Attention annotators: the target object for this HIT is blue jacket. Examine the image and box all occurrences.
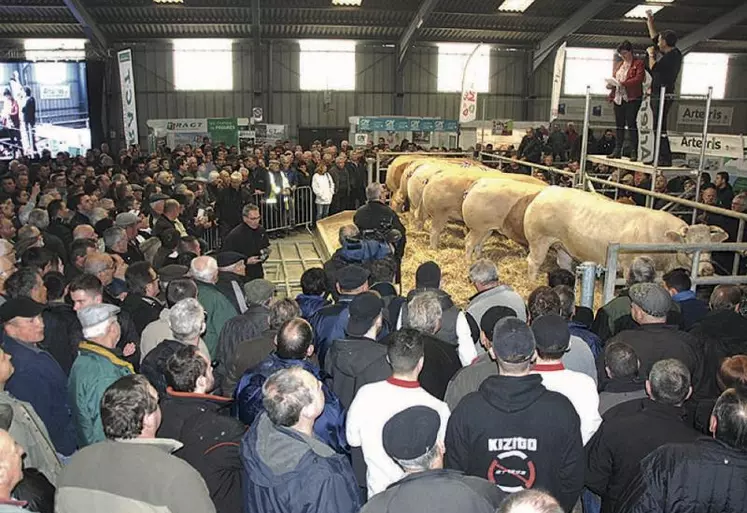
[234,353,348,454]
[294,294,330,321]
[241,413,360,513]
[568,321,603,360]
[2,333,77,456]
[309,295,389,369]
[339,239,390,263]
[672,290,709,330]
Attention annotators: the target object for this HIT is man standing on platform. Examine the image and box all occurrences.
[645,9,682,167]
[354,183,407,261]
[221,204,271,281]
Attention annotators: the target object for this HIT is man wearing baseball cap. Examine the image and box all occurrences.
[324,291,387,408]
[444,317,584,512]
[605,282,698,383]
[0,297,76,456]
[114,211,145,263]
[68,304,134,447]
[361,406,504,513]
[310,264,386,368]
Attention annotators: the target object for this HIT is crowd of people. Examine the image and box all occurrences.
[0,133,742,513]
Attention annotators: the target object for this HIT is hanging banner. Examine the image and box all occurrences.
[357,118,458,133]
[459,45,482,124]
[207,118,239,147]
[670,133,744,159]
[118,49,139,147]
[637,70,655,164]
[550,43,566,123]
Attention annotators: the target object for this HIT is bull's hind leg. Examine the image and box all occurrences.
[465,229,490,260]
[413,203,427,231]
[429,215,446,249]
[527,237,554,281]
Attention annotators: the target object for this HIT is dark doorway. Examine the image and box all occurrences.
[298,127,348,149]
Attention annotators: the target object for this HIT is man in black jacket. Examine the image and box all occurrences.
[616,388,747,513]
[602,283,698,388]
[121,262,164,336]
[585,359,699,513]
[159,345,244,513]
[445,317,583,512]
[324,291,387,409]
[353,183,407,260]
[221,204,270,281]
[361,406,504,513]
[215,252,248,314]
[152,200,181,239]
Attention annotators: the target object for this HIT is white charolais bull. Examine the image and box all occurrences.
[391,159,433,212]
[462,178,548,259]
[523,186,729,280]
[421,169,544,249]
[385,155,425,199]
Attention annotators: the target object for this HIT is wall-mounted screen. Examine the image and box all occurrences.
[0,61,90,160]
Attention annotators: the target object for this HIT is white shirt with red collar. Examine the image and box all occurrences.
[346,376,451,498]
[531,362,602,445]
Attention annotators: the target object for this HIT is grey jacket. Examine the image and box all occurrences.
[140,308,210,363]
[0,391,61,485]
[56,438,215,513]
[467,285,527,326]
[444,354,497,411]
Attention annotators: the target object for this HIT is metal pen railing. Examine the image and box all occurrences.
[373,151,472,186]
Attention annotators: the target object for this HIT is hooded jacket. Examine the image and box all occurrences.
[687,309,747,399]
[158,389,245,513]
[241,413,360,513]
[294,294,330,321]
[234,353,347,454]
[615,437,747,513]
[444,374,583,512]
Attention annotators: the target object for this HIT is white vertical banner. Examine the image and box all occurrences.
[118,49,139,147]
[550,42,566,123]
[459,44,483,124]
[637,70,655,164]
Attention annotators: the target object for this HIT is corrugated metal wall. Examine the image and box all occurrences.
[108,42,746,146]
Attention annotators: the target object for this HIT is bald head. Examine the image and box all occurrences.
[710,285,743,311]
[190,256,218,284]
[0,429,24,495]
[73,224,97,241]
[84,253,114,285]
[276,318,313,360]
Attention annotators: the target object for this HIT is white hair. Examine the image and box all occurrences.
[366,183,383,202]
[407,291,443,334]
[190,256,218,284]
[469,259,499,286]
[27,209,49,230]
[169,298,205,341]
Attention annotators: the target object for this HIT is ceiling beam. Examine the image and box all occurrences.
[62,0,107,50]
[677,3,747,53]
[532,0,615,71]
[398,0,438,67]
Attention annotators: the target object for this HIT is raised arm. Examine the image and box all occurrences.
[645,9,658,39]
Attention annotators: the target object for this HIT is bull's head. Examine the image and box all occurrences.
[666,224,729,276]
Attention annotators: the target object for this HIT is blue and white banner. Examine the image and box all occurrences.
[118,49,139,147]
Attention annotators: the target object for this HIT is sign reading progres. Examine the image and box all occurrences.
[207,118,239,147]
[118,49,139,147]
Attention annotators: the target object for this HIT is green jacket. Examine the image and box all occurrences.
[67,342,134,448]
[196,281,239,358]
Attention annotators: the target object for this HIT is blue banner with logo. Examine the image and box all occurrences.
[357,117,458,132]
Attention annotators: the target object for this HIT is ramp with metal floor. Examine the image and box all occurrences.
[262,232,325,298]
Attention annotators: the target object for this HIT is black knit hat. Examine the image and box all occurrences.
[415,261,441,289]
[531,314,571,354]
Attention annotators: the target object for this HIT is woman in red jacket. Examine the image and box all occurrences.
[607,41,645,161]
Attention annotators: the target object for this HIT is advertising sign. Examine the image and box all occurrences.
[677,105,733,127]
[118,49,139,147]
[207,118,239,147]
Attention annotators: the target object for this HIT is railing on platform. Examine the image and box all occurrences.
[479,152,579,187]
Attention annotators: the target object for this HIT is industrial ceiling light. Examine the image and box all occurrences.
[153,0,184,4]
[498,0,536,12]
[332,0,363,5]
[624,0,673,18]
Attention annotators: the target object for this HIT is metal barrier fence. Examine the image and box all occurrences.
[479,152,579,186]
[202,186,315,251]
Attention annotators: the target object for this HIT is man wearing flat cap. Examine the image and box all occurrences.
[444,317,584,512]
[361,406,504,513]
[215,251,249,314]
[310,263,387,369]
[114,211,145,263]
[605,282,698,384]
[68,304,134,447]
[147,192,168,230]
[0,297,76,456]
